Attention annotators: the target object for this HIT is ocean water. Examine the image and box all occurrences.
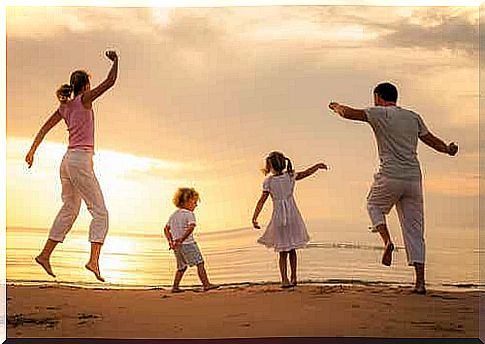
[6,221,481,291]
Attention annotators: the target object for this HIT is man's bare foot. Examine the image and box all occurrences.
[85,263,105,282]
[171,288,185,293]
[290,277,297,286]
[202,284,220,291]
[412,283,426,295]
[411,287,427,295]
[382,242,394,266]
[35,256,56,278]
[281,278,293,288]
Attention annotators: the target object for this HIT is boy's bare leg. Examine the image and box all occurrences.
[197,263,219,291]
[172,267,187,292]
[35,239,59,277]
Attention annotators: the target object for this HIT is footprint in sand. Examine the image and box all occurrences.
[434,322,464,332]
[8,314,58,328]
[227,313,247,318]
[430,294,459,300]
[77,313,101,325]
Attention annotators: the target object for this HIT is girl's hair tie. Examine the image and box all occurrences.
[56,84,73,102]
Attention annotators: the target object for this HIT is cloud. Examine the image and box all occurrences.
[6,6,478,163]
[7,6,478,55]
[156,8,226,48]
[6,7,161,38]
[373,8,478,54]
[297,7,478,55]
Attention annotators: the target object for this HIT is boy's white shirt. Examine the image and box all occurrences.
[166,208,196,244]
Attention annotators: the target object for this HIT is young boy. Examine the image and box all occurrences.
[164,187,219,293]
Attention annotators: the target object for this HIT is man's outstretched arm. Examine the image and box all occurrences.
[419,132,458,156]
[328,102,368,122]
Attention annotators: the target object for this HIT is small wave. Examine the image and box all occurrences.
[306,242,404,251]
[6,279,160,290]
[6,278,404,290]
[198,227,251,237]
[441,283,485,289]
[8,278,481,291]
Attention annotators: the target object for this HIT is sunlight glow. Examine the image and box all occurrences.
[7,137,184,180]
[5,1,482,7]
[94,150,183,179]
[7,137,189,231]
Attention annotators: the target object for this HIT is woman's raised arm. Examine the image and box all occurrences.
[82,51,119,106]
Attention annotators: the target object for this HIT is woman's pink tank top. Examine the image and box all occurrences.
[58,94,94,151]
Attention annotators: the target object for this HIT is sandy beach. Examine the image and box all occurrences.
[6,283,480,339]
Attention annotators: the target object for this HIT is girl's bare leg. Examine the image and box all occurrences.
[279,251,291,287]
[85,242,105,282]
[289,249,297,285]
[35,239,59,277]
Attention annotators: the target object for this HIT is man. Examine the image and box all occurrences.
[328,82,458,294]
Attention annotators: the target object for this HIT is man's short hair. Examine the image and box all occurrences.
[374,82,398,102]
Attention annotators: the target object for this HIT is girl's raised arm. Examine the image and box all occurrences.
[295,163,327,181]
[82,51,119,106]
[25,111,63,168]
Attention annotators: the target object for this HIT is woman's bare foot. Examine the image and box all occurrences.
[35,256,56,278]
[382,242,394,266]
[85,263,105,282]
[411,287,427,295]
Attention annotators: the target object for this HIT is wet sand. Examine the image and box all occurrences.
[7,283,480,339]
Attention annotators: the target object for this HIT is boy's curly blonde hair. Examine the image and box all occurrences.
[173,187,199,208]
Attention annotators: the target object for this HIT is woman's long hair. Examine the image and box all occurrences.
[55,70,90,102]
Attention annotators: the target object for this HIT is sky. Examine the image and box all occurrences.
[5,3,480,236]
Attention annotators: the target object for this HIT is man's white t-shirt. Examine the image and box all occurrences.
[166,209,196,244]
[364,106,429,181]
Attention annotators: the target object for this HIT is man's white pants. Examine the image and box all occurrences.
[49,150,109,244]
[366,173,425,265]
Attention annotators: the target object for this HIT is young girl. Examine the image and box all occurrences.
[164,188,219,293]
[25,50,119,282]
[252,151,327,288]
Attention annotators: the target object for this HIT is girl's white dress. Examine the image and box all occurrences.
[257,172,310,252]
